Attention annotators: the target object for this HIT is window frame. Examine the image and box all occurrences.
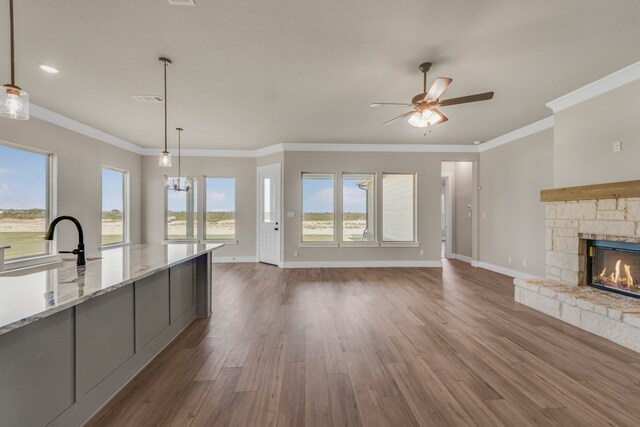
[100,166,129,248]
[0,140,55,267]
[203,176,238,243]
[300,172,337,246]
[340,172,378,246]
[163,175,199,242]
[381,172,418,245]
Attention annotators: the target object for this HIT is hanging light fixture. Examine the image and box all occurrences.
[158,57,172,167]
[167,127,192,192]
[0,0,29,120]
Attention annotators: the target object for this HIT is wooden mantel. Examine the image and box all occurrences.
[540,180,640,202]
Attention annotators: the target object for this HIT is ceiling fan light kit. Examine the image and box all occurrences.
[372,61,494,130]
[0,0,29,120]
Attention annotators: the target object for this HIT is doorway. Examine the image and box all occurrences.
[441,172,453,259]
[257,163,281,266]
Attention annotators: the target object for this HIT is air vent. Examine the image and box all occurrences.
[168,0,195,5]
[132,95,164,103]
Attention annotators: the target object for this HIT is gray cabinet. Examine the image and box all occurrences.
[0,309,75,427]
[135,270,170,351]
[170,260,194,322]
[76,285,135,394]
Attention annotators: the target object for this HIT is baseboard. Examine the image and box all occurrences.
[282,260,442,268]
[452,253,473,264]
[476,260,541,280]
[211,256,257,263]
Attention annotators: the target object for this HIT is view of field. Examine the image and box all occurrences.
[0,209,47,260]
[167,211,236,240]
[303,212,368,241]
[102,209,124,245]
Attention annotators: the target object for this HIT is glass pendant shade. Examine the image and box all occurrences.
[168,176,192,192]
[0,85,29,120]
[407,109,441,128]
[159,150,172,167]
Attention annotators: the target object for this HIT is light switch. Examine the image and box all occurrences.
[613,141,622,152]
[287,212,295,218]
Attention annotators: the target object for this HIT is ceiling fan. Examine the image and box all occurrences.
[370,62,494,128]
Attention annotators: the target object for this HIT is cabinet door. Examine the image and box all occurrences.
[76,285,135,394]
[135,270,170,350]
[170,260,194,322]
[0,309,74,426]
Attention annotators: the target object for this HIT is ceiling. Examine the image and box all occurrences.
[3,0,640,150]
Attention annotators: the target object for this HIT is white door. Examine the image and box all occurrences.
[258,163,281,266]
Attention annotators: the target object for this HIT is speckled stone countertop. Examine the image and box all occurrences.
[0,243,223,335]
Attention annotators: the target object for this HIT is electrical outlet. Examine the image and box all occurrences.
[419,249,424,256]
[522,259,527,267]
[613,141,622,152]
[293,250,298,257]
[508,256,512,263]
[482,212,486,218]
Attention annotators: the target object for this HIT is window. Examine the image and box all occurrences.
[205,177,235,240]
[166,177,198,240]
[382,173,416,242]
[101,167,127,245]
[0,143,51,260]
[302,173,334,242]
[342,173,375,242]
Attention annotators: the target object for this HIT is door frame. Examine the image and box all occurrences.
[256,163,283,267]
[441,171,453,259]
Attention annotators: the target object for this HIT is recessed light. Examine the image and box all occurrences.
[473,140,482,145]
[38,64,60,74]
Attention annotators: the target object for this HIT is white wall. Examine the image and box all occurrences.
[478,129,554,277]
[554,79,640,187]
[1,117,142,255]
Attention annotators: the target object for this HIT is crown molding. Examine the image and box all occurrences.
[279,142,478,153]
[546,60,640,113]
[478,116,554,152]
[30,104,146,155]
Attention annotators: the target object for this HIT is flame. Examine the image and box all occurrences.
[599,267,607,277]
[624,264,633,288]
[614,260,621,284]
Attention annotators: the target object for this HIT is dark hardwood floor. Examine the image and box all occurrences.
[88,259,640,426]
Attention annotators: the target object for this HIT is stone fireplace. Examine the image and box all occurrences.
[514,181,640,352]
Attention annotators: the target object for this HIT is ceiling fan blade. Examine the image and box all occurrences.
[382,110,415,126]
[370,102,412,107]
[436,91,494,107]
[424,77,452,101]
[431,108,448,124]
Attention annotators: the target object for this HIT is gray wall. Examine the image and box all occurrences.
[283,151,477,264]
[554,79,640,187]
[141,155,257,259]
[1,117,142,255]
[478,129,554,277]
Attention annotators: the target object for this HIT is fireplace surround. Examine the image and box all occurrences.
[513,180,640,353]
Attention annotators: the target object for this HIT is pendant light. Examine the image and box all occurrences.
[0,0,29,120]
[168,127,192,192]
[158,57,172,167]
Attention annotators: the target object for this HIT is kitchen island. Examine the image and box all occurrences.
[0,243,223,427]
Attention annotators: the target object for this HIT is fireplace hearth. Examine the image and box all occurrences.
[586,240,640,299]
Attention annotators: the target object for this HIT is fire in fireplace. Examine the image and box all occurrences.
[586,240,640,299]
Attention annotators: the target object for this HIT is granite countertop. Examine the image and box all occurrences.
[0,243,223,335]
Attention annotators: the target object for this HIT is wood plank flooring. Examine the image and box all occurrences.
[88,259,640,426]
